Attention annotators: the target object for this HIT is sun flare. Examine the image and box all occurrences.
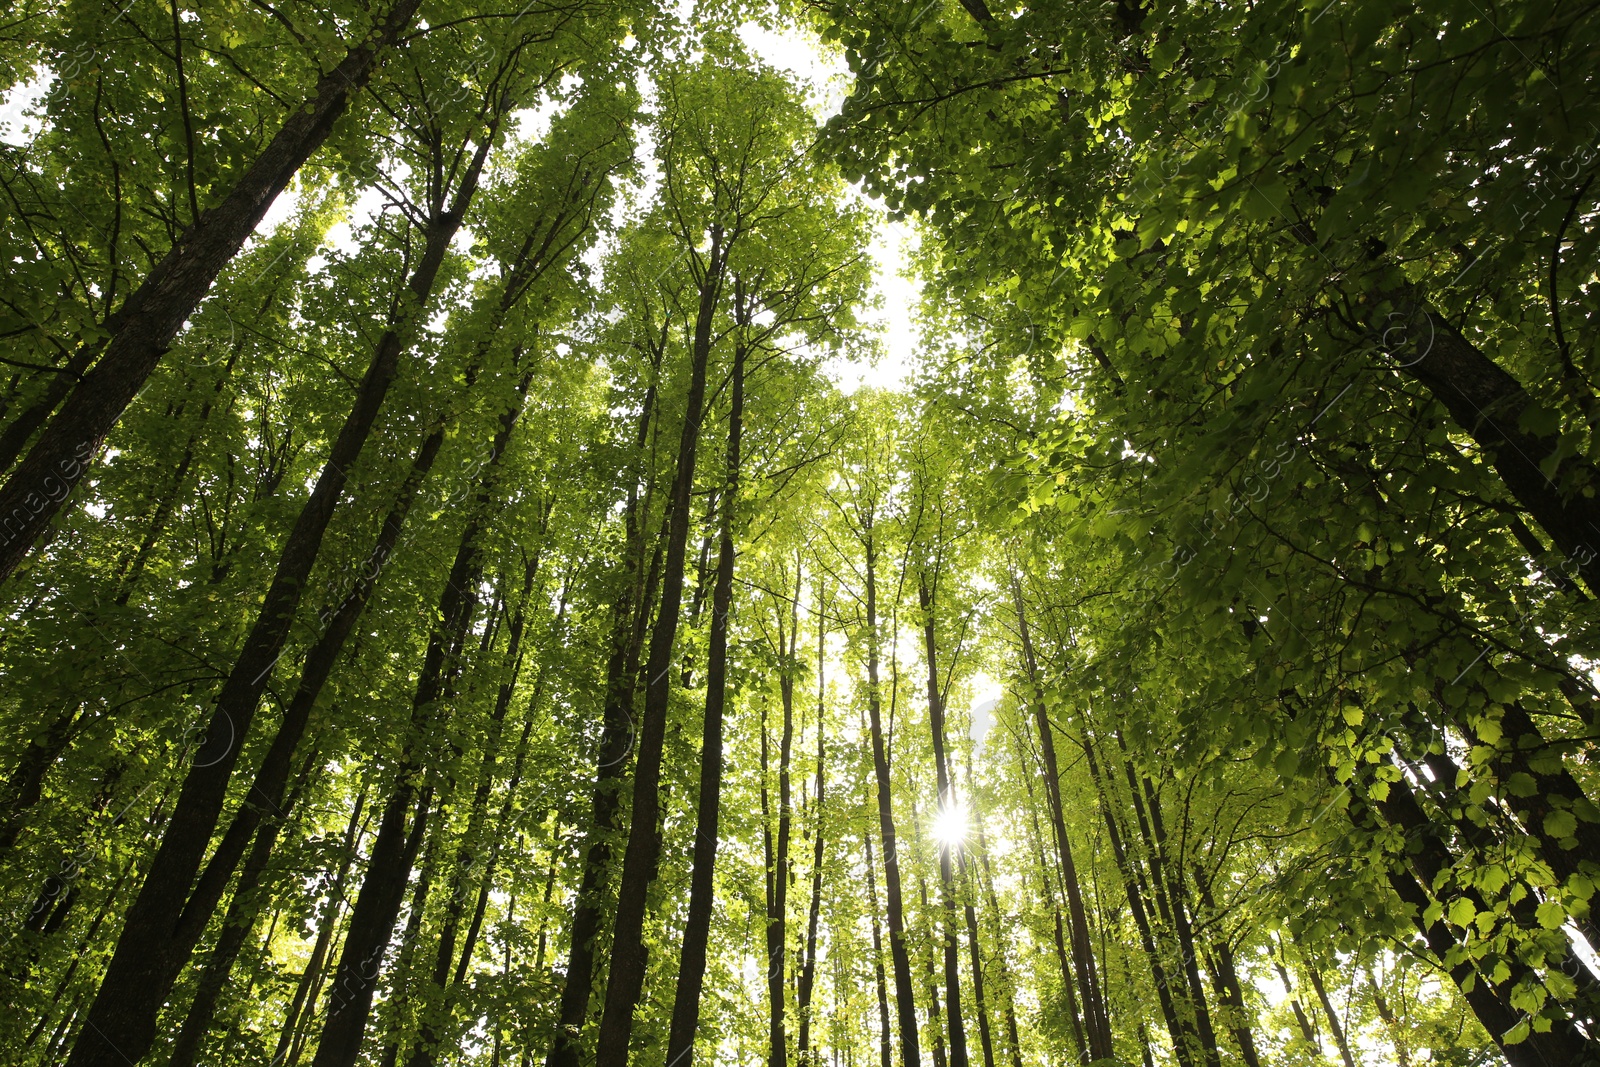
[931,801,968,848]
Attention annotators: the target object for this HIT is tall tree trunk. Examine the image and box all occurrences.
[664,336,744,1067]
[918,571,968,1067]
[162,751,343,1067]
[863,523,921,1067]
[311,364,524,1067]
[1015,742,1086,1061]
[1011,587,1113,1062]
[1300,952,1357,1067]
[1077,732,1188,1067]
[865,833,894,1067]
[269,798,373,1067]
[1126,761,1218,1067]
[1190,871,1262,1067]
[796,593,827,1067]
[63,121,499,1067]
[544,355,667,1067]
[0,0,425,584]
[761,562,799,1067]
[594,227,726,1066]
[404,558,548,1067]
[1402,300,1600,596]
[971,804,1023,1067]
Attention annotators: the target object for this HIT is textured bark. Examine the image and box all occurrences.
[664,337,743,1067]
[760,564,798,1067]
[1401,300,1600,595]
[594,227,725,1066]
[0,0,424,584]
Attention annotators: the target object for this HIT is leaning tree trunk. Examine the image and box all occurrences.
[60,136,492,1066]
[664,336,744,1067]
[310,372,527,1067]
[0,0,424,585]
[1012,589,1114,1062]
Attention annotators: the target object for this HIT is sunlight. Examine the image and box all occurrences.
[931,800,968,848]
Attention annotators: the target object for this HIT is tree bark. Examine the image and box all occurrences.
[918,571,969,1067]
[544,352,666,1067]
[796,593,827,1067]
[1401,299,1600,596]
[863,520,922,1067]
[0,0,424,584]
[664,335,743,1067]
[594,226,726,1066]
[311,359,524,1067]
[1012,590,1113,1062]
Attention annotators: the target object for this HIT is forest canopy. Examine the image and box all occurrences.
[0,2,1598,1067]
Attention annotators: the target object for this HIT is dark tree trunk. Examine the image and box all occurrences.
[865,834,894,1067]
[760,563,797,1067]
[271,798,372,1067]
[1396,301,1600,596]
[0,0,425,584]
[918,572,968,1067]
[1015,745,1086,1061]
[1078,735,1188,1067]
[544,353,667,1067]
[863,528,921,1067]
[311,363,525,1067]
[162,751,340,1067]
[1128,764,1218,1067]
[1191,872,1262,1067]
[594,227,726,1066]
[795,595,827,1067]
[63,115,498,1066]
[664,336,743,1067]
[1012,592,1113,1062]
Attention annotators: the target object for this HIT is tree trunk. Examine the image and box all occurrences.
[1402,299,1600,596]
[594,226,726,1066]
[163,751,341,1067]
[544,356,666,1067]
[0,0,424,584]
[664,335,743,1067]
[863,524,922,1067]
[918,571,969,1067]
[63,120,497,1066]
[1015,743,1086,1061]
[405,495,551,1067]
[1191,871,1262,1067]
[270,798,373,1067]
[1300,952,1357,1067]
[796,593,827,1067]
[1078,733,1188,1067]
[865,833,894,1067]
[1012,590,1113,1062]
[311,369,522,1067]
